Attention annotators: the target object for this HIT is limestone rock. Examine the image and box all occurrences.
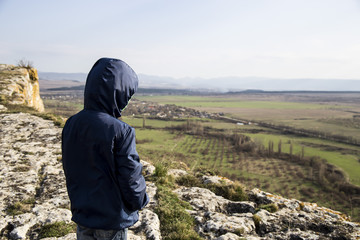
[141,160,156,177]
[130,209,161,240]
[42,233,76,240]
[203,212,255,236]
[167,169,188,178]
[249,189,360,239]
[0,64,44,112]
[128,231,146,240]
[215,232,247,240]
[175,187,256,239]
[0,113,70,239]
[202,175,233,185]
[174,186,360,239]
[145,182,158,210]
[0,104,7,112]
[175,187,255,214]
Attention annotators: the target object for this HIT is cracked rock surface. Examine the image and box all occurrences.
[0,113,69,239]
[0,113,161,240]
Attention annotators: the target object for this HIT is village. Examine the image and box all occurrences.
[125,99,222,119]
[40,91,224,120]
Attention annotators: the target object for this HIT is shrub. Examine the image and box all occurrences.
[151,163,176,188]
[14,166,30,172]
[17,58,34,69]
[176,174,202,187]
[257,203,278,213]
[234,227,245,236]
[0,95,6,104]
[38,222,76,238]
[6,198,35,215]
[239,141,257,153]
[154,163,168,178]
[177,174,248,202]
[299,187,315,198]
[194,167,219,177]
[296,171,305,179]
[298,202,305,211]
[253,214,261,233]
[208,182,248,202]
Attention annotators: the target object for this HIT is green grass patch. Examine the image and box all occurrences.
[207,182,248,201]
[253,214,261,233]
[155,185,202,240]
[176,174,248,201]
[6,198,35,215]
[38,221,77,239]
[3,103,65,127]
[152,164,202,240]
[34,112,65,127]
[154,162,169,178]
[176,174,203,187]
[256,203,279,213]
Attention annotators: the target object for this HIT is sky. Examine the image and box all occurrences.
[1,0,360,80]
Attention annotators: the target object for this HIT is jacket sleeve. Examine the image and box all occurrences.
[115,127,149,212]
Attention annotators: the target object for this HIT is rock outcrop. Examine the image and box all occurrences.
[0,113,161,240]
[1,112,359,240]
[0,64,44,112]
[0,113,69,239]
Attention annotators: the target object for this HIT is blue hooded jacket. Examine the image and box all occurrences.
[62,58,149,230]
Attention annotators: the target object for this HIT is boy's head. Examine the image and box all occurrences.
[84,58,138,118]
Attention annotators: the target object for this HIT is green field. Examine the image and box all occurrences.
[134,93,360,220]
[136,94,360,143]
[243,132,360,185]
[124,116,360,186]
[136,95,351,109]
[122,116,360,219]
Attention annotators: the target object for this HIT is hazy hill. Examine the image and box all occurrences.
[38,71,360,92]
[38,72,87,82]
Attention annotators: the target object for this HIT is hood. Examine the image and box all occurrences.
[84,58,138,118]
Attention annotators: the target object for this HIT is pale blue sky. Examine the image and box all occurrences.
[1,0,360,79]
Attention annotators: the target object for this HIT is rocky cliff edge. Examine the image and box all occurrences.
[0,111,359,240]
[0,64,44,112]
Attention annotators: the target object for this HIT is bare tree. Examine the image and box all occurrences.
[278,139,282,155]
[301,146,305,160]
[143,115,146,128]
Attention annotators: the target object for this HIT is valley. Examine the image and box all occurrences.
[40,89,360,222]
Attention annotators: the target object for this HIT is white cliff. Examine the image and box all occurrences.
[0,64,44,112]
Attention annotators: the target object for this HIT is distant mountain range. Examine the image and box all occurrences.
[38,71,360,92]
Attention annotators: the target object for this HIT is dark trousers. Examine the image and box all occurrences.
[77,225,127,240]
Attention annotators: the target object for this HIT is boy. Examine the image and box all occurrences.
[62,58,148,240]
